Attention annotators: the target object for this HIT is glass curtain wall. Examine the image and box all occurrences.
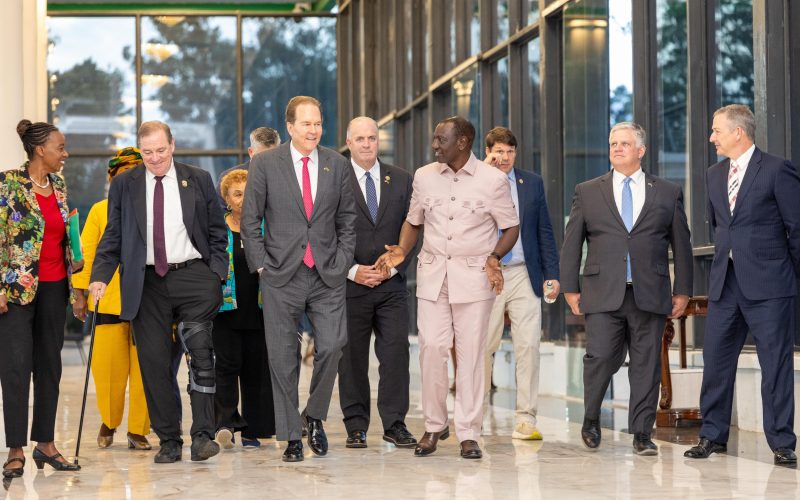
[48,13,336,226]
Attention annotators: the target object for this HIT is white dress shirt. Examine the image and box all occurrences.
[347,159,397,281]
[729,143,756,197]
[145,162,201,265]
[612,168,646,226]
[351,159,381,204]
[289,142,319,202]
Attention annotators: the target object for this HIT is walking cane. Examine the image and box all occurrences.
[74,297,100,466]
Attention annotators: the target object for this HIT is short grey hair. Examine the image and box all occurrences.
[346,116,378,139]
[609,122,646,148]
[249,127,280,149]
[714,104,755,141]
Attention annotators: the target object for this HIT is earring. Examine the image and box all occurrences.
[226,204,232,211]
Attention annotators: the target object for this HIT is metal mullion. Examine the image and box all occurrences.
[235,13,244,162]
[135,13,142,133]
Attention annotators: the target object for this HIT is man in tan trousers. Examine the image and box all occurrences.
[376,116,519,459]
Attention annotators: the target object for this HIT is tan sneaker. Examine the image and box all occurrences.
[512,421,542,440]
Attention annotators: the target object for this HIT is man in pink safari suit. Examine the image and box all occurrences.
[376,116,519,459]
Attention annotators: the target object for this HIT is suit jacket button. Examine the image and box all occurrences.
[301,244,306,249]
[307,223,312,228]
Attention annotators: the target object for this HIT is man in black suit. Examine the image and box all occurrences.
[336,117,416,449]
[560,122,692,455]
[685,104,800,465]
[89,121,228,463]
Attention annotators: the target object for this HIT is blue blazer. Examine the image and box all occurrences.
[512,168,560,297]
[706,147,800,301]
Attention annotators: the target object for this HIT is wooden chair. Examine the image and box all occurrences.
[656,296,708,427]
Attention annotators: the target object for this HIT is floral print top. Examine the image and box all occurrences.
[0,165,78,305]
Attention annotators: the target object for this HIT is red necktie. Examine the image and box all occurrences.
[301,157,315,268]
[153,175,168,276]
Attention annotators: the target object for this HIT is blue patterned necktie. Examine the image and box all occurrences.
[365,172,378,223]
[621,177,633,281]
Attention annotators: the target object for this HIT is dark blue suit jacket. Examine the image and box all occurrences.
[512,168,560,297]
[707,147,800,301]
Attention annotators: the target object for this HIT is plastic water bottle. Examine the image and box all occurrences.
[543,280,556,304]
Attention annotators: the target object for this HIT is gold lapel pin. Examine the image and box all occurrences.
[647,182,653,187]
[323,166,330,172]
[384,175,391,184]
[181,180,188,187]
[518,178,524,184]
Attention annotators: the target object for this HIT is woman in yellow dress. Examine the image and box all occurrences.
[72,147,151,450]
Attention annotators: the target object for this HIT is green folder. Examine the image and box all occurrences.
[67,208,83,262]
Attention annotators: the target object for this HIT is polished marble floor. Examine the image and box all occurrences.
[2,346,799,499]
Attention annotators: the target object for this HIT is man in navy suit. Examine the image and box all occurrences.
[686,104,800,465]
[481,127,560,440]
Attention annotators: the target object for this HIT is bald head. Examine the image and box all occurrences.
[346,116,380,170]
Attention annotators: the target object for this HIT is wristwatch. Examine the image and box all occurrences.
[488,252,502,261]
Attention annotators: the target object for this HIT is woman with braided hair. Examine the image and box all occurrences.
[0,119,82,477]
[72,147,152,452]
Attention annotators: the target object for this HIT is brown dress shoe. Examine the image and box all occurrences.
[127,432,152,450]
[414,427,450,457]
[460,440,482,459]
[97,423,115,448]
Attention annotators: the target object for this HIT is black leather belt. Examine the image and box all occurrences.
[626,282,634,288]
[147,259,199,272]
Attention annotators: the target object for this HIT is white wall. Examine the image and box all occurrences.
[1,0,48,170]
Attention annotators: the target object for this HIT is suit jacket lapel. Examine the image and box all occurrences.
[19,169,41,216]
[312,149,333,221]
[375,163,391,226]
[277,144,306,217]
[631,174,656,232]
[731,148,761,220]
[175,163,195,236]
[599,171,626,229]
[350,163,372,223]
[130,165,148,243]
[514,168,526,227]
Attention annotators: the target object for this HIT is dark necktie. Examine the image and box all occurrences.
[365,172,378,223]
[153,175,168,277]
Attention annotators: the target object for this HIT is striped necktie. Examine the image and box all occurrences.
[728,160,739,214]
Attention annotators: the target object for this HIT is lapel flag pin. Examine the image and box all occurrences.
[384,175,391,184]
[181,180,188,187]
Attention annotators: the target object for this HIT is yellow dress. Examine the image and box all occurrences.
[71,199,150,435]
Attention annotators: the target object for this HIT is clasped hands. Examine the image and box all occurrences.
[373,246,505,295]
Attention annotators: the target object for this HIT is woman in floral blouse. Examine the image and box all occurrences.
[0,120,82,478]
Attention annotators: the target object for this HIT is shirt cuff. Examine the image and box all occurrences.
[347,264,359,282]
[389,268,398,278]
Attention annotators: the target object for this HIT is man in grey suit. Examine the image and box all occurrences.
[241,96,357,462]
[560,122,692,455]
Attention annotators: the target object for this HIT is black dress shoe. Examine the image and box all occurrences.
[414,427,450,457]
[282,440,304,462]
[32,448,80,471]
[190,433,220,461]
[633,433,658,456]
[684,438,727,459]
[301,410,328,456]
[774,448,797,465]
[383,421,417,448]
[154,440,182,463]
[346,430,367,448]
[460,440,482,459]
[581,418,601,449]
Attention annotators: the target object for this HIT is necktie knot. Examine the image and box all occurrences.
[623,177,632,187]
[301,157,310,168]
[155,175,164,183]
